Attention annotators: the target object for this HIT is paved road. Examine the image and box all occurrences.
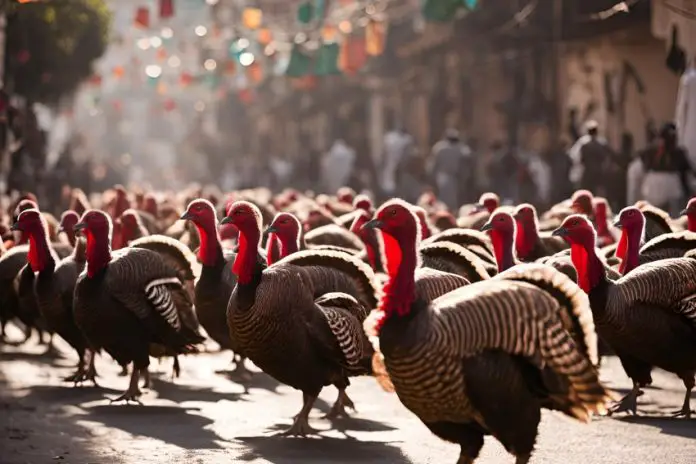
[1,327,695,464]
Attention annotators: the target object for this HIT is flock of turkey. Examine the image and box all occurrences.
[1,184,695,463]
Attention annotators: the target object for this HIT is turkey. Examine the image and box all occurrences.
[636,201,675,240]
[363,199,609,464]
[553,214,696,417]
[592,198,618,247]
[58,210,80,247]
[73,210,205,402]
[12,209,95,383]
[118,208,150,244]
[0,244,29,342]
[422,228,497,274]
[265,212,357,265]
[679,197,696,232]
[179,199,250,377]
[480,211,519,272]
[222,200,379,436]
[512,203,568,261]
[613,206,696,275]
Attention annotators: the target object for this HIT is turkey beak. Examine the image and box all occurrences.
[73,222,87,234]
[480,221,493,232]
[265,225,278,236]
[219,216,233,226]
[552,227,568,237]
[179,211,193,221]
[612,218,622,229]
[362,219,383,230]
[679,208,688,217]
[10,222,20,232]
[57,225,65,234]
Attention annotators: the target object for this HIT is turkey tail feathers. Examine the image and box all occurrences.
[130,234,201,280]
[494,263,598,366]
[420,242,491,283]
[277,249,380,308]
[144,277,182,330]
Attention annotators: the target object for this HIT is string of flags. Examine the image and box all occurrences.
[85,0,479,111]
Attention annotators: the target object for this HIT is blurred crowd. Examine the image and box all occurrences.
[2,99,693,218]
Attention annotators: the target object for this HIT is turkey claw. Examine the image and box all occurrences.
[276,420,319,437]
[608,389,641,416]
[110,388,143,404]
[670,408,695,419]
[323,391,356,420]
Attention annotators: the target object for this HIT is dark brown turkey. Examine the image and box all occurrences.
[12,209,94,383]
[180,199,249,377]
[73,210,204,402]
[222,200,379,436]
[364,199,609,464]
[553,214,696,418]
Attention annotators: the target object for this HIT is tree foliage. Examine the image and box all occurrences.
[5,0,112,104]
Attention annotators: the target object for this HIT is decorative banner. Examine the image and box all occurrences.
[365,20,386,56]
[247,62,263,83]
[321,25,338,42]
[179,72,194,87]
[135,7,150,28]
[285,45,311,77]
[159,0,174,19]
[242,7,263,30]
[338,35,367,75]
[314,43,340,75]
[257,28,273,46]
[156,48,168,62]
[224,60,236,76]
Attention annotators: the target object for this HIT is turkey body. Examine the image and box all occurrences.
[228,262,372,392]
[195,248,237,350]
[378,275,606,463]
[34,243,90,379]
[74,247,204,399]
[0,245,29,338]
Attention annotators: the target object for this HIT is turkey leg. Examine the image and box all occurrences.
[232,354,253,381]
[672,378,695,419]
[608,382,643,416]
[110,367,142,403]
[278,393,319,437]
[323,388,356,419]
[84,349,99,386]
[64,350,87,383]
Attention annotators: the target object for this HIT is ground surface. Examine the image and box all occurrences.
[1,328,695,464]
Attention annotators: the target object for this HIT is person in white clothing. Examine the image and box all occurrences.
[676,64,696,168]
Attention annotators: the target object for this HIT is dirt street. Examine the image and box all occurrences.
[1,327,695,464]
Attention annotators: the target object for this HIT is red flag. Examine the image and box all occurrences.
[159,0,174,19]
[134,7,150,28]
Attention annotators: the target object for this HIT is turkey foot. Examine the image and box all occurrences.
[277,393,319,437]
[141,368,151,389]
[671,389,694,419]
[232,357,253,382]
[515,454,531,464]
[323,389,355,419]
[64,366,87,384]
[84,350,99,386]
[110,368,142,404]
[608,385,643,416]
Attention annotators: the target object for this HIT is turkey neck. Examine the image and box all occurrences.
[570,240,609,313]
[515,220,537,260]
[233,224,261,285]
[27,227,55,273]
[195,221,223,267]
[595,212,610,237]
[86,230,112,278]
[618,227,642,275]
[278,232,300,258]
[490,229,515,272]
[65,229,76,247]
[73,237,87,264]
[380,232,418,322]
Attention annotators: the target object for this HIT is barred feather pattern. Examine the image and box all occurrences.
[304,224,364,251]
[637,231,696,264]
[420,242,491,283]
[380,280,609,423]
[608,258,696,328]
[423,228,494,257]
[494,263,598,365]
[316,293,369,367]
[144,277,182,330]
[275,249,380,308]
[639,206,674,241]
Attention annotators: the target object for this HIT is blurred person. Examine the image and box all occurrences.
[491,143,520,204]
[428,129,473,210]
[549,138,573,203]
[381,126,413,198]
[639,122,693,215]
[321,138,356,193]
[568,120,617,194]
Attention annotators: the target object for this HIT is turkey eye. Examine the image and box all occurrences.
[390,209,397,216]
[498,217,504,221]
